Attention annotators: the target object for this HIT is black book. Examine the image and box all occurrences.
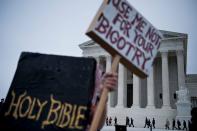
[0,52,96,131]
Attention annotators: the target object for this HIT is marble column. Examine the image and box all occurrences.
[116,63,126,108]
[176,50,191,121]
[147,67,155,108]
[176,50,185,89]
[161,51,171,109]
[132,74,140,108]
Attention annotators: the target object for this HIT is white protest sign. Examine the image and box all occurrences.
[86,0,163,78]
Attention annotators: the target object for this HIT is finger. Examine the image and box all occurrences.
[107,78,118,84]
[103,72,118,78]
[106,85,116,91]
[105,72,118,77]
[104,80,116,86]
[105,81,116,86]
[105,82,117,90]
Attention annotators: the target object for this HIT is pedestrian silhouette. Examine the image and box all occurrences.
[126,116,130,126]
[144,117,148,128]
[177,119,181,130]
[182,120,187,130]
[147,119,151,128]
[165,119,170,130]
[106,116,108,126]
[109,117,112,126]
[152,118,155,128]
[172,119,176,130]
[114,116,117,125]
[130,117,134,127]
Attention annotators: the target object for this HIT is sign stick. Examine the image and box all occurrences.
[90,55,121,131]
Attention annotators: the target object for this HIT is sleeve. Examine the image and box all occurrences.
[86,66,102,130]
[91,65,102,106]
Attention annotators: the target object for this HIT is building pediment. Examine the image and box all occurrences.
[79,30,187,49]
[160,30,187,40]
[79,40,98,49]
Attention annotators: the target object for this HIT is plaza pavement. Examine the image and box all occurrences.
[101,126,184,131]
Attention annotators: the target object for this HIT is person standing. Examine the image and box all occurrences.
[114,116,117,125]
[109,117,112,126]
[130,117,134,127]
[126,116,130,127]
[144,117,148,128]
[106,117,108,126]
[172,119,176,130]
[165,119,170,130]
[147,119,151,128]
[152,118,155,128]
[177,119,181,130]
[182,120,187,130]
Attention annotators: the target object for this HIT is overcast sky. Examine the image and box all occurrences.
[1,0,197,98]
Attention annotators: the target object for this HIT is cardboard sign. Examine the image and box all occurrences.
[86,0,163,78]
[0,52,96,131]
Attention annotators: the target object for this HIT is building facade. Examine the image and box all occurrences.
[79,30,197,128]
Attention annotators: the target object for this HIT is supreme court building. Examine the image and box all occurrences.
[79,30,197,128]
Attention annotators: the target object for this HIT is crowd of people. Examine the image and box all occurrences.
[126,116,134,127]
[105,116,191,131]
[105,116,135,127]
[165,119,190,131]
[105,116,115,126]
[144,117,155,129]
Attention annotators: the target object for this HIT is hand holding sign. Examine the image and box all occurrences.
[90,55,120,131]
[101,72,118,92]
[86,0,163,130]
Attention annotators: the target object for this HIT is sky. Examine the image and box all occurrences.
[0,0,197,98]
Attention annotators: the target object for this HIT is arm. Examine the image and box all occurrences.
[93,72,118,130]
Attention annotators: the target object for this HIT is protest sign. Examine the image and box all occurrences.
[86,0,163,78]
[86,0,163,130]
[0,52,96,131]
